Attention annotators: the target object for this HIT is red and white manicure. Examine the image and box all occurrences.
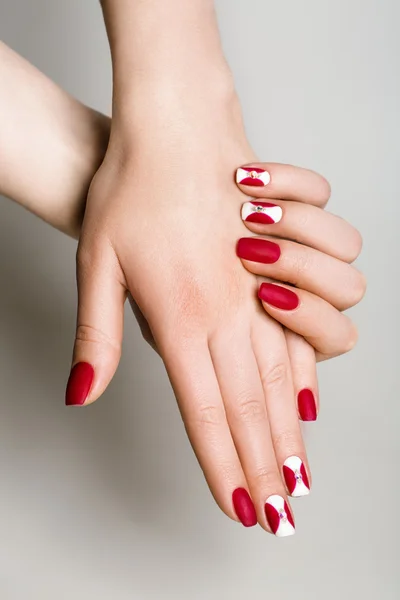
[241,201,283,224]
[236,167,271,187]
[283,456,311,498]
[264,495,295,537]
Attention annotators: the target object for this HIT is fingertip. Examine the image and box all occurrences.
[65,362,95,407]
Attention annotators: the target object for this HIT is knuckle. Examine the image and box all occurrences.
[195,403,225,427]
[234,397,267,424]
[272,430,299,455]
[261,362,289,391]
[75,324,121,354]
[350,271,367,305]
[313,174,331,207]
[346,229,364,262]
[319,176,332,205]
[252,465,282,489]
[291,246,312,281]
[342,323,359,354]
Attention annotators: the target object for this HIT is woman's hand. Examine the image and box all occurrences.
[64,0,366,536]
[129,162,366,424]
[0,40,364,432]
[65,70,360,535]
[235,163,366,419]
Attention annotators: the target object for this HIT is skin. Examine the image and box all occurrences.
[0,41,109,238]
[0,29,365,531]
[69,0,365,532]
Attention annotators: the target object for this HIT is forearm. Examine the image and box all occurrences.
[100,0,236,138]
[0,42,110,238]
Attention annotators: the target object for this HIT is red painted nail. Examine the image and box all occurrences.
[65,362,94,406]
[236,166,270,187]
[258,283,299,310]
[236,238,281,264]
[298,389,317,421]
[241,201,283,224]
[232,488,257,528]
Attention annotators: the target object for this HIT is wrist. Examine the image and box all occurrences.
[111,66,236,136]
[101,0,233,117]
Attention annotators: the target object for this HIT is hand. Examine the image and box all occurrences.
[129,162,365,425]
[235,162,365,419]
[65,0,363,536]
[65,76,346,536]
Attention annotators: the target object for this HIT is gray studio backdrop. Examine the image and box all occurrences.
[0,1,398,599]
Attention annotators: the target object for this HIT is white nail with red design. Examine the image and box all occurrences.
[241,201,283,224]
[283,456,311,498]
[236,167,271,187]
[264,494,296,537]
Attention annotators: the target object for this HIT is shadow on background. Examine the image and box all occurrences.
[0,201,224,555]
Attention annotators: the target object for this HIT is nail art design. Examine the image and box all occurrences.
[232,488,258,527]
[241,201,283,225]
[236,167,271,187]
[283,456,310,497]
[264,495,295,537]
[258,283,299,310]
[237,238,281,264]
[65,362,94,406]
[298,389,317,421]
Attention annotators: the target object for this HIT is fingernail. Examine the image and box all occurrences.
[232,488,257,527]
[241,201,283,224]
[298,389,317,421]
[283,456,311,497]
[65,362,94,406]
[236,238,281,264]
[236,166,270,187]
[258,283,299,310]
[264,495,295,537]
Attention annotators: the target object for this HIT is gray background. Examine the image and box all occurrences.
[0,0,398,598]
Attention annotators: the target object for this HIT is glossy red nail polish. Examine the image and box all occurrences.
[236,238,281,264]
[65,362,94,406]
[258,283,299,310]
[232,488,257,527]
[298,389,317,421]
[236,167,270,187]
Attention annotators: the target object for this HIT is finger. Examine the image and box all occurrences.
[251,316,312,499]
[161,338,258,528]
[258,282,358,357]
[285,329,319,422]
[237,237,367,311]
[236,163,331,207]
[209,325,295,536]
[65,242,126,406]
[241,199,363,263]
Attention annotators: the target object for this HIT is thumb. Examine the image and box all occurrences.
[65,243,126,406]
